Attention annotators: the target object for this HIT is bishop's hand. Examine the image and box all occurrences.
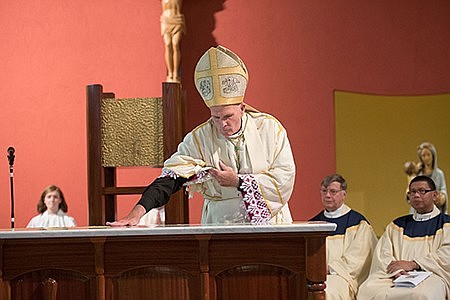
[209,161,239,187]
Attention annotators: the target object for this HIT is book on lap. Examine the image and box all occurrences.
[393,271,432,288]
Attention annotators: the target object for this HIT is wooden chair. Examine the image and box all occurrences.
[86,83,188,225]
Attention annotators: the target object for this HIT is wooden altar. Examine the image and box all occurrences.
[0,222,335,300]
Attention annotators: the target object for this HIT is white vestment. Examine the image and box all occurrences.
[310,204,378,299]
[27,209,76,228]
[357,206,450,299]
[163,111,296,224]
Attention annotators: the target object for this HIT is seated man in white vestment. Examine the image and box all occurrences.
[108,45,296,226]
[357,175,450,299]
[309,174,377,300]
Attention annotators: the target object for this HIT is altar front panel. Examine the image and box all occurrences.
[0,223,335,300]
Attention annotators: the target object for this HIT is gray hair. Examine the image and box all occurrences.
[321,174,347,190]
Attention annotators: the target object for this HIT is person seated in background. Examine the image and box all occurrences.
[107,45,295,226]
[357,176,450,299]
[309,174,378,300]
[27,185,76,228]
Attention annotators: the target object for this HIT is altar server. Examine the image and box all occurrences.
[357,176,450,299]
[27,185,76,228]
[309,174,377,300]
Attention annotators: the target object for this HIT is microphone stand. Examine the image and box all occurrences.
[7,147,15,229]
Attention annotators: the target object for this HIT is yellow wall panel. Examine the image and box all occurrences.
[335,91,450,236]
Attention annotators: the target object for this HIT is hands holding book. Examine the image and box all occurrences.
[386,260,431,288]
[387,260,421,278]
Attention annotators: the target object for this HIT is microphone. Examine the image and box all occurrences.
[7,147,15,167]
[7,147,15,229]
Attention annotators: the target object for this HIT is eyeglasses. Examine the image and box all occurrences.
[320,188,343,196]
[407,189,434,196]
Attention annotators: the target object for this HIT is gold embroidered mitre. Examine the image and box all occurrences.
[194,46,248,107]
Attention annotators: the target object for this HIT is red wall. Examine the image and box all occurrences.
[1,0,449,228]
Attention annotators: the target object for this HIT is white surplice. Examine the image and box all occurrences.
[27,209,76,228]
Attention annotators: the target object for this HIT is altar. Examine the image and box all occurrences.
[0,222,335,300]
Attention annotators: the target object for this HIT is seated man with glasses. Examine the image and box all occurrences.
[357,175,450,299]
[309,174,378,300]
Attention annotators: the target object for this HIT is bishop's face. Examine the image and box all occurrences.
[210,104,245,137]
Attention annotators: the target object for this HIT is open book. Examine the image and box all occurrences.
[393,271,432,288]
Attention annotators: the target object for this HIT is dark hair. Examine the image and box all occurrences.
[37,185,68,213]
[409,175,436,191]
[321,174,347,191]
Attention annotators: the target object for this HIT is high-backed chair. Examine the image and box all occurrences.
[86,83,188,225]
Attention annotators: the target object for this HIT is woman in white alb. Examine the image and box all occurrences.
[27,185,76,228]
